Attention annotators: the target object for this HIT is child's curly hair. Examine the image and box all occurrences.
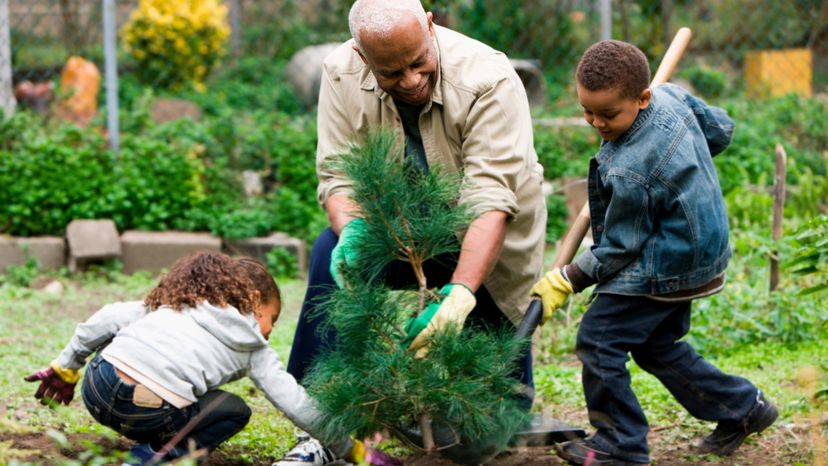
[577,39,650,99]
[237,256,281,313]
[144,252,259,314]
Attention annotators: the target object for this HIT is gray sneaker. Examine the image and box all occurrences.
[698,391,779,456]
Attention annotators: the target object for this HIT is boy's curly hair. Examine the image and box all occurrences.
[576,40,650,99]
[144,252,259,314]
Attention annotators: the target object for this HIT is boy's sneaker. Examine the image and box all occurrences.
[272,435,349,466]
[698,391,779,456]
[554,438,649,466]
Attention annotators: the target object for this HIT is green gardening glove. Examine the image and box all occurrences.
[330,218,368,288]
[402,283,476,357]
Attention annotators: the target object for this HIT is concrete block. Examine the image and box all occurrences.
[66,219,121,272]
[224,232,308,275]
[121,230,222,275]
[0,236,65,273]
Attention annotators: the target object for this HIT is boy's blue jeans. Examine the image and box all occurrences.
[577,293,758,463]
[81,354,251,456]
[287,227,534,406]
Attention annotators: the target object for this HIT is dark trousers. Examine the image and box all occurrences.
[576,294,758,463]
[287,227,534,403]
[81,354,251,457]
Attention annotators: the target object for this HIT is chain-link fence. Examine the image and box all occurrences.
[4,0,828,124]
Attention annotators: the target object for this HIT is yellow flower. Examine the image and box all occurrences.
[121,0,228,89]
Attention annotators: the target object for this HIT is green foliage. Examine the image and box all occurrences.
[266,248,299,280]
[716,94,828,196]
[0,120,115,235]
[307,280,530,448]
[681,65,728,99]
[546,194,569,244]
[307,131,529,452]
[787,215,828,295]
[533,124,598,180]
[0,253,40,288]
[330,131,471,283]
[454,0,585,83]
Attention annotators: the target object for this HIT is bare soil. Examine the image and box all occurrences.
[0,426,811,465]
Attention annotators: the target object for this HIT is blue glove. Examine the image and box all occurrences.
[330,218,367,287]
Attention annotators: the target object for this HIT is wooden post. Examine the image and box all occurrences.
[770,144,787,292]
[0,0,15,119]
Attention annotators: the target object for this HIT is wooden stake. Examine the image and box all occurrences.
[770,144,787,292]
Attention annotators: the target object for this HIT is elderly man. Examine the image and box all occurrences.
[275,1,546,464]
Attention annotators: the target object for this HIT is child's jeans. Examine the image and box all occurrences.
[81,353,251,456]
[576,293,758,464]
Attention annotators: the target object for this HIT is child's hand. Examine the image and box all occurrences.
[531,268,574,323]
[24,362,80,406]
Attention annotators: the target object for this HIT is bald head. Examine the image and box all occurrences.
[349,0,429,52]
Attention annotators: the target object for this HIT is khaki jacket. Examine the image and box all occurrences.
[316,25,546,324]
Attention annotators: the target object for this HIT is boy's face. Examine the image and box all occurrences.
[577,83,651,142]
[255,299,281,340]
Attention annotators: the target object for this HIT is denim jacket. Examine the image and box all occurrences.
[574,83,734,296]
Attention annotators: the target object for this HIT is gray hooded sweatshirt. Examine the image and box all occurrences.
[55,300,351,456]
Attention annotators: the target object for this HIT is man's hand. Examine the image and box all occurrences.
[24,362,80,406]
[330,218,367,287]
[402,283,476,357]
[531,268,574,324]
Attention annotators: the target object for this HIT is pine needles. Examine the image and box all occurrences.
[305,130,530,456]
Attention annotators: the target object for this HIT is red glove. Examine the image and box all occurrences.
[24,362,80,406]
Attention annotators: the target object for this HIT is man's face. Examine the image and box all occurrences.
[355,12,438,106]
[576,83,651,142]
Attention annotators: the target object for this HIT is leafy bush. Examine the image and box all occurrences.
[0,121,115,235]
[455,0,585,80]
[716,94,828,195]
[787,215,828,295]
[681,65,728,98]
[266,248,299,280]
[0,111,242,236]
[122,0,230,90]
[534,124,598,180]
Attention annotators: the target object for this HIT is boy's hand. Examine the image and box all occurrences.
[402,283,476,357]
[531,268,574,323]
[330,218,367,287]
[24,362,80,406]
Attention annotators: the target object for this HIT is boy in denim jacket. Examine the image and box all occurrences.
[531,40,777,466]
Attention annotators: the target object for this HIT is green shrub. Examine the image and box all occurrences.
[0,123,115,235]
[546,194,569,244]
[787,215,828,295]
[534,124,598,180]
[455,0,585,81]
[681,65,728,98]
[266,247,299,280]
